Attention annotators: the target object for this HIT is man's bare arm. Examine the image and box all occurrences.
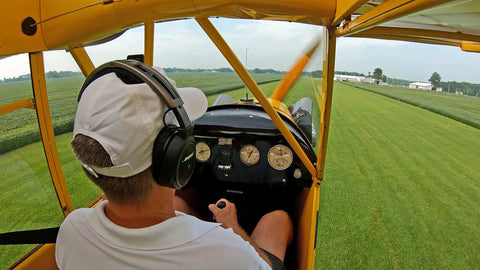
[208,199,272,268]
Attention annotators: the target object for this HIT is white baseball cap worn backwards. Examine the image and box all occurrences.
[72,67,207,178]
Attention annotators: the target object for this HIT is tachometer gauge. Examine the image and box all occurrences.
[268,144,293,170]
[195,142,211,162]
[240,144,260,166]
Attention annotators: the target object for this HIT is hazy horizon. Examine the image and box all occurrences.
[1,18,479,84]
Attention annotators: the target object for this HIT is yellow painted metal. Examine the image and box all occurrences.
[247,98,294,122]
[29,52,74,217]
[144,20,155,66]
[386,26,479,43]
[270,38,321,102]
[316,28,336,181]
[331,0,369,26]
[351,26,480,43]
[0,1,48,55]
[461,42,480,53]
[1,0,334,57]
[295,179,320,270]
[334,0,456,37]
[267,98,291,119]
[69,47,95,76]
[0,98,34,116]
[194,0,333,25]
[195,17,317,179]
[11,244,58,270]
[310,77,323,115]
[353,32,459,47]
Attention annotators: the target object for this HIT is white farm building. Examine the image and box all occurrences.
[409,82,432,90]
[334,74,363,82]
[334,75,380,84]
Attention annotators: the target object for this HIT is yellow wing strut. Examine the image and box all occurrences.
[29,52,73,217]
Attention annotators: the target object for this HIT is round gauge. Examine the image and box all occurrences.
[195,142,211,162]
[240,144,260,166]
[268,144,293,170]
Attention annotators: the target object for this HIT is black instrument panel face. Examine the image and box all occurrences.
[191,105,315,188]
[195,135,289,186]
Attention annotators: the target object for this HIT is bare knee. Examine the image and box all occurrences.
[251,210,294,261]
[262,210,291,222]
[259,210,293,242]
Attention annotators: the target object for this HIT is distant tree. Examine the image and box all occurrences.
[439,80,480,96]
[373,68,383,80]
[429,72,441,90]
[310,70,322,78]
[335,71,366,77]
[386,78,413,87]
[382,74,387,83]
[216,67,233,73]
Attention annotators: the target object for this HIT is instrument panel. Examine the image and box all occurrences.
[196,141,293,170]
[191,104,316,188]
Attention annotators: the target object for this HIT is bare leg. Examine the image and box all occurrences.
[250,210,293,261]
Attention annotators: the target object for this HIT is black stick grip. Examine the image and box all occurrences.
[217,201,226,209]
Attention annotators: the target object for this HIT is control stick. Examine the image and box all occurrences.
[217,201,226,209]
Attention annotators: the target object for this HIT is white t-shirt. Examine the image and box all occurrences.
[55,201,271,270]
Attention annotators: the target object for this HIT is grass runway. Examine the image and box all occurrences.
[315,83,480,269]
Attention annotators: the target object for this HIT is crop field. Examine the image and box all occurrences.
[1,76,480,269]
[0,72,281,154]
[345,82,480,129]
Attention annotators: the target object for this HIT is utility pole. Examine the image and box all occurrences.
[245,48,249,71]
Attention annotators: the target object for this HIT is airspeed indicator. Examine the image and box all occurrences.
[268,144,293,170]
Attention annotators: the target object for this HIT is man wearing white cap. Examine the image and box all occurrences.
[55,60,292,270]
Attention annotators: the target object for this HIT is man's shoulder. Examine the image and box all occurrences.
[61,208,93,226]
[56,210,88,240]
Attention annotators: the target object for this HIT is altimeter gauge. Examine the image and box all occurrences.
[268,144,293,170]
[240,144,260,166]
[195,142,211,162]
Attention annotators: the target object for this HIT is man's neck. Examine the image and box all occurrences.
[104,185,176,228]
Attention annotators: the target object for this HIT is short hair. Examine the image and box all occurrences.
[71,134,154,204]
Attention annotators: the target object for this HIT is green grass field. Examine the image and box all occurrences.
[1,77,480,269]
[316,83,480,269]
[345,82,480,129]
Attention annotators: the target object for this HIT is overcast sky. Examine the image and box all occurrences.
[1,18,479,83]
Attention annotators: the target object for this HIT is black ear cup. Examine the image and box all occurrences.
[152,125,196,189]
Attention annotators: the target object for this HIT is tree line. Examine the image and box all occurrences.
[429,72,480,96]
[1,71,82,83]
[440,81,480,96]
[165,67,285,74]
[164,67,235,73]
[310,70,366,78]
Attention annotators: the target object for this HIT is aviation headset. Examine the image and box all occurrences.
[78,59,196,189]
